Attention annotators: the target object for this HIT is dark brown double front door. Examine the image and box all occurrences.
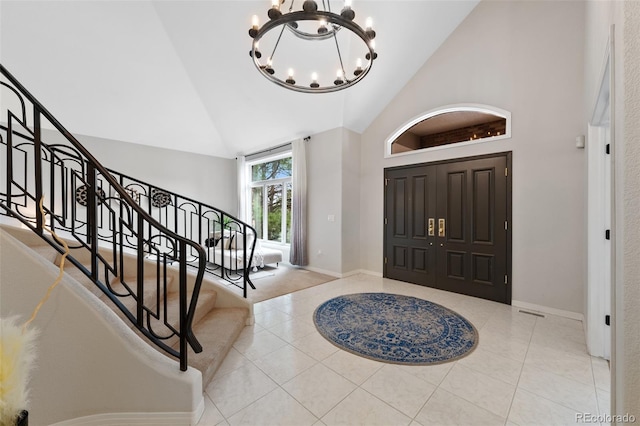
[384,153,511,304]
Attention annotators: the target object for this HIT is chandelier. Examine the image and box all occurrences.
[248,0,378,93]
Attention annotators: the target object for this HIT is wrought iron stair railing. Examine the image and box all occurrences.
[0,64,257,371]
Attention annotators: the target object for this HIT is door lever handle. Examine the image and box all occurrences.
[428,218,435,236]
[438,218,445,237]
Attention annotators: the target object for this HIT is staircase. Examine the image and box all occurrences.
[0,64,256,392]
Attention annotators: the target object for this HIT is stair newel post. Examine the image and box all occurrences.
[136,214,145,328]
[179,239,188,371]
[33,106,44,235]
[86,162,99,281]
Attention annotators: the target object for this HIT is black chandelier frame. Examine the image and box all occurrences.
[249,7,377,94]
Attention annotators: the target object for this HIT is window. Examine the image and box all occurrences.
[248,154,292,244]
[385,104,512,157]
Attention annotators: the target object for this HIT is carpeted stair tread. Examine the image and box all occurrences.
[59,261,105,298]
[151,286,218,349]
[177,307,249,389]
[95,275,172,327]
[28,244,60,263]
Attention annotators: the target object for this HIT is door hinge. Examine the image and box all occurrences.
[384,218,388,225]
[605,315,611,326]
[606,144,610,155]
[504,274,508,284]
[385,178,389,186]
[605,229,611,240]
[384,257,388,264]
[505,167,508,177]
[504,220,508,230]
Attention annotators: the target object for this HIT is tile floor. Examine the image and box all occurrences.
[197,274,611,426]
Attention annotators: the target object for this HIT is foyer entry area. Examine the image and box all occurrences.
[383,153,512,304]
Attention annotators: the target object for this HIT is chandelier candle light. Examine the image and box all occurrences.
[249,0,378,93]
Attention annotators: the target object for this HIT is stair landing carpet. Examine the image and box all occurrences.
[313,293,478,365]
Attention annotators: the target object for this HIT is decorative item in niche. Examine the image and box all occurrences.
[150,188,172,208]
[75,185,106,206]
[389,105,511,156]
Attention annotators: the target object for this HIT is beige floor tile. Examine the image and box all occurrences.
[321,388,412,426]
[524,343,594,386]
[457,347,523,385]
[206,363,278,418]
[253,308,293,329]
[477,328,530,362]
[508,388,582,426]
[227,388,318,426]
[396,361,455,387]
[232,328,288,361]
[596,388,611,418]
[530,319,588,355]
[591,356,611,392]
[415,388,506,426]
[253,344,318,384]
[268,317,317,343]
[197,393,226,426]
[282,363,357,418]
[291,331,339,361]
[212,347,251,380]
[322,349,384,385]
[361,364,436,418]
[518,365,598,414]
[440,363,516,418]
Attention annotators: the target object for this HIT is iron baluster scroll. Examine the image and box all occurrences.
[0,64,257,371]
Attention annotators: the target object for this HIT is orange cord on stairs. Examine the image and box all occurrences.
[21,196,70,334]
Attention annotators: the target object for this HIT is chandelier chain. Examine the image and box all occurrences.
[332,30,347,81]
[269,22,288,64]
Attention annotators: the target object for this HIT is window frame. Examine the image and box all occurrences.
[246,152,293,245]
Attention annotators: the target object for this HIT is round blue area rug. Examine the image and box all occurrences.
[313,293,478,365]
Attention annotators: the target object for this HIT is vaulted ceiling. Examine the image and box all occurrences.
[0,1,478,158]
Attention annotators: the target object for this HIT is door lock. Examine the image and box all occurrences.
[438,218,445,237]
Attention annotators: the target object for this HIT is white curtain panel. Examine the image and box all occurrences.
[236,155,247,221]
[290,139,308,266]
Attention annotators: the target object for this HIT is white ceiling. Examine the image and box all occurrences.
[0,1,479,158]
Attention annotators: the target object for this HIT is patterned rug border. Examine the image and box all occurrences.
[313,292,479,366]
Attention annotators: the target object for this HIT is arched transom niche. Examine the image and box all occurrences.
[385,104,512,157]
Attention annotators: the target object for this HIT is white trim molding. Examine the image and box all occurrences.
[512,300,584,322]
[50,397,204,426]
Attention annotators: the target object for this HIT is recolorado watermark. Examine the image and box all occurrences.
[576,413,636,423]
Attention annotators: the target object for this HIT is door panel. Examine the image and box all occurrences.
[384,167,437,285]
[384,153,510,304]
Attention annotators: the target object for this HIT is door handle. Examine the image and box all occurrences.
[438,218,445,237]
[428,218,435,236]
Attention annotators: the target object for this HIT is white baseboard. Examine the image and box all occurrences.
[304,267,383,279]
[51,398,205,426]
[357,269,383,277]
[512,300,584,322]
[304,265,342,278]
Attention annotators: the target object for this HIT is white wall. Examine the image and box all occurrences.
[360,1,586,314]
[42,129,238,214]
[307,128,343,275]
[341,128,361,275]
[305,127,362,276]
